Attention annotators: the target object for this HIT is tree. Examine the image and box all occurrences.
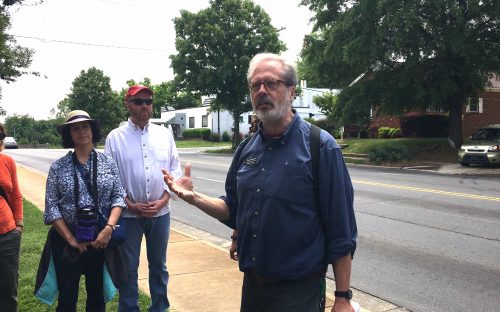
[0,2,35,107]
[154,80,201,110]
[67,67,125,137]
[300,0,500,148]
[313,92,337,117]
[297,58,330,88]
[50,98,71,119]
[5,114,61,146]
[170,0,286,148]
[2,1,27,6]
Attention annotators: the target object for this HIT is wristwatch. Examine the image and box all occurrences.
[334,289,353,300]
[106,223,116,231]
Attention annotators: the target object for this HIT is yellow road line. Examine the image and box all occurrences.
[353,180,500,202]
[179,159,500,202]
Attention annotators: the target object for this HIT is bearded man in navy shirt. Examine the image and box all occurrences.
[163,53,357,312]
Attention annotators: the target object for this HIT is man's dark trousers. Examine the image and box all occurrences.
[240,272,325,312]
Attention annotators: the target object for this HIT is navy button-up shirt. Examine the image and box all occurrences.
[221,114,357,281]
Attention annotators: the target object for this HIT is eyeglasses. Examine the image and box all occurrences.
[0,133,5,140]
[249,79,288,92]
[129,98,153,106]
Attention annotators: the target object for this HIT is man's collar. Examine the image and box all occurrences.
[258,110,301,142]
[127,118,149,131]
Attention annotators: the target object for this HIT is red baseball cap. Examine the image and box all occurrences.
[126,85,153,100]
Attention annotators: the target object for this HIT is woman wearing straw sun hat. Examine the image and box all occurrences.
[34,110,127,311]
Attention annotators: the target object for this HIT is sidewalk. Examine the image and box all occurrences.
[17,164,390,312]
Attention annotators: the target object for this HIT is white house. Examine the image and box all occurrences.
[151,84,337,138]
[293,81,339,120]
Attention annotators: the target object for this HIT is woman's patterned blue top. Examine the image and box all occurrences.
[44,150,127,226]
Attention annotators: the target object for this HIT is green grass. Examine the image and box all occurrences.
[18,200,153,311]
[339,138,457,164]
[199,137,457,164]
[206,148,234,154]
[174,139,231,148]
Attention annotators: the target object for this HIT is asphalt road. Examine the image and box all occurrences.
[5,148,500,312]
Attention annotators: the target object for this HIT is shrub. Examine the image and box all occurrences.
[378,127,400,138]
[368,144,411,164]
[182,128,211,140]
[221,131,231,142]
[400,113,448,137]
[208,133,220,142]
[313,118,337,134]
[331,129,341,139]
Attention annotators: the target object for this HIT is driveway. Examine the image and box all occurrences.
[401,162,500,176]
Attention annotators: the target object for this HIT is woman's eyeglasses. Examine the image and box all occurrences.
[129,98,153,106]
[0,133,5,140]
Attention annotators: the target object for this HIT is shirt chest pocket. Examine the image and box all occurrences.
[152,149,171,163]
[267,164,313,203]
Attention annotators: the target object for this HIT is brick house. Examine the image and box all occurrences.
[370,75,500,138]
[462,76,500,137]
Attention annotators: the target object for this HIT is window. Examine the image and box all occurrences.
[189,117,195,128]
[202,115,208,127]
[426,104,445,113]
[466,97,483,113]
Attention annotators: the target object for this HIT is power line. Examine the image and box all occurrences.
[12,34,170,52]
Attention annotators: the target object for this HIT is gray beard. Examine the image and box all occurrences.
[254,103,289,124]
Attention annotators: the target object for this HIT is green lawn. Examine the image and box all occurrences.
[340,137,457,163]
[18,200,153,311]
[199,137,458,164]
[174,139,231,148]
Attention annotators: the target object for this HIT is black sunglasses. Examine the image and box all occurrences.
[129,98,153,106]
[0,133,5,140]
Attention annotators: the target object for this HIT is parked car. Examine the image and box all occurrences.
[458,124,500,166]
[3,136,18,149]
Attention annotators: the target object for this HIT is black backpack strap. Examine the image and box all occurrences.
[310,123,327,271]
[310,124,321,210]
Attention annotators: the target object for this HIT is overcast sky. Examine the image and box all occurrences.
[0,0,313,121]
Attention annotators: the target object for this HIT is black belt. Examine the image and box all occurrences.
[246,270,325,286]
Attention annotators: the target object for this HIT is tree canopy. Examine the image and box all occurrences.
[4,114,61,146]
[67,67,125,137]
[0,3,35,107]
[300,0,500,147]
[154,80,201,110]
[170,0,286,148]
[297,58,330,88]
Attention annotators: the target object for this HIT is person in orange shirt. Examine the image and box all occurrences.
[0,123,23,312]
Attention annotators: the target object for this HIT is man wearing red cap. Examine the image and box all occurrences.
[105,85,182,312]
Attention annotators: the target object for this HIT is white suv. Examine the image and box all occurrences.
[458,124,500,166]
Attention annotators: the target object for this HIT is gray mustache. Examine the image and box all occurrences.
[256,96,274,107]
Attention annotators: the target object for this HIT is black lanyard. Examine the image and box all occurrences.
[72,151,98,210]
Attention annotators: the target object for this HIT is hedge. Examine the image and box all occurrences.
[400,113,448,138]
[182,128,211,140]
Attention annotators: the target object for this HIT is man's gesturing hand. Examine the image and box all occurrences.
[162,162,195,204]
